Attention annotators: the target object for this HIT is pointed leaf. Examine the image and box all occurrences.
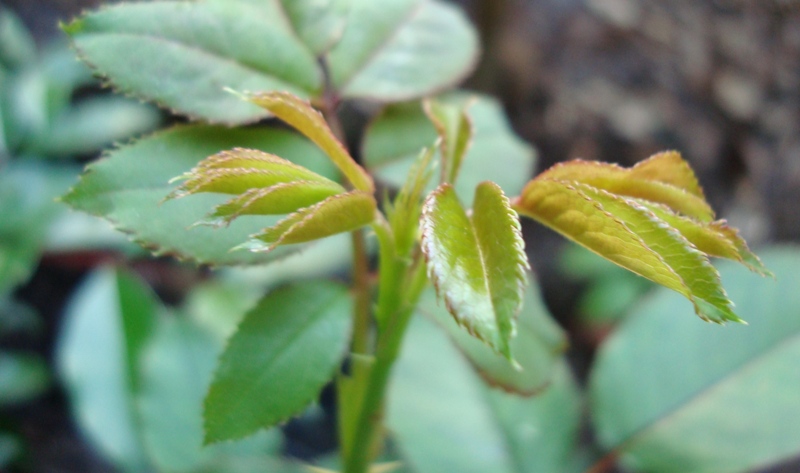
[64,1,322,123]
[418,274,567,395]
[204,281,352,443]
[423,98,473,184]
[138,315,283,472]
[389,315,582,473]
[280,0,348,55]
[168,148,343,199]
[62,125,337,265]
[328,0,478,101]
[363,93,535,203]
[208,181,345,225]
[636,200,772,276]
[249,92,374,192]
[515,179,738,323]
[537,153,714,222]
[56,267,158,472]
[590,246,800,473]
[421,182,528,358]
[387,146,435,258]
[244,191,376,251]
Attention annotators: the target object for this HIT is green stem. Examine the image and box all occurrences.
[343,238,427,473]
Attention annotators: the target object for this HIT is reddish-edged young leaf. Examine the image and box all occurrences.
[248,92,374,192]
[421,181,528,360]
[423,98,473,185]
[513,151,769,323]
[241,191,377,252]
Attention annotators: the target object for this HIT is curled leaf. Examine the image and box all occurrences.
[248,91,374,192]
[514,152,769,323]
[423,98,473,185]
[421,181,528,359]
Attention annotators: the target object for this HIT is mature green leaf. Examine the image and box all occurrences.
[363,93,535,203]
[138,315,284,472]
[62,125,337,265]
[0,352,50,405]
[249,92,374,192]
[280,0,348,55]
[204,281,352,443]
[64,1,322,124]
[389,315,582,473]
[243,190,376,252]
[514,153,767,323]
[56,267,158,472]
[418,274,566,395]
[421,182,528,359]
[590,246,800,473]
[328,0,478,101]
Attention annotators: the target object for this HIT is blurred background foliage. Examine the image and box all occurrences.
[1,0,799,472]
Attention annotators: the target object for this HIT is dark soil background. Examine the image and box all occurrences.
[3,0,800,472]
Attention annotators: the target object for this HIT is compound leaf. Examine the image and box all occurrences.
[64,1,322,124]
[514,153,768,323]
[62,125,337,266]
[421,182,527,359]
[204,281,352,443]
[328,0,478,101]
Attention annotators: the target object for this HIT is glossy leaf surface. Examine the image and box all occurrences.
[64,1,322,124]
[328,0,478,101]
[389,315,582,473]
[62,125,337,265]
[363,93,535,203]
[591,246,800,472]
[56,267,157,472]
[417,274,566,395]
[514,152,766,323]
[204,281,352,443]
[421,182,527,359]
[249,92,374,192]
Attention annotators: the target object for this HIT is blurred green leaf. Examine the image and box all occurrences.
[363,93,535,203]
[0,351,50,405]
[138,316,284,472]
[280,0,348,55]
[0,7,36,69]
[30,96,161,157]
[388,315,582,473]
[62,125,337,265]
[64,0,322,124]
[590,246,800,472]
[418,273,566,395]
[0,431,22,468]
[204,281,352,443]
[0,162,76,293]
[184,281,261,342]
[421,182,528,359]
[328,0,478,101]
[56,266,158,472]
